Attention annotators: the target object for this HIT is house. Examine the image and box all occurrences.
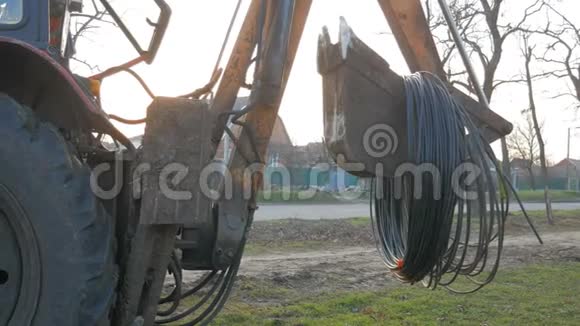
[551,158,580,177]
[215,97,294,167]
[510,158,541,176]
[551,159,580,190]
[289,142,333,167]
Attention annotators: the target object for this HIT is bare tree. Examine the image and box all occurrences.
[532,1,580,109]
[426,0,544,178]
[521,33,554,224]
[69,0,114,72]
[507,114,542,190]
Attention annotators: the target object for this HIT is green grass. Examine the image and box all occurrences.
[242,210,580,256]
[244,240,341,256]
[335,209,580,229]
[346,216,372,227]
[256,190,580,204]
[506,209,580,234]
[209,263,580,325]
[516,190,580,202]
[341,209,580,230]
[236,278,294,302]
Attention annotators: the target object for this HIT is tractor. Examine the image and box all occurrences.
[0,0,516,325]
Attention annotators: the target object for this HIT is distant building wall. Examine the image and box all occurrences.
[511,158,580,191]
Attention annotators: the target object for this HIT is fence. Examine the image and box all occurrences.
[511,175,578,191]
[264,166,359,190]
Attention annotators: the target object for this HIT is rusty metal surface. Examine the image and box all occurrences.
[318,18,514,177]
[318,20,408,177]
[210,0,261,147]
[377,0,446,78]
[211,0,312,269]
[136,224,179,326]
[234,0,312,168]
[450,88,513,139]
[250,0,295,107]
[133,98,218,325]
[139,97,214,225]
[112,224,178,326]
[376,0,512,140]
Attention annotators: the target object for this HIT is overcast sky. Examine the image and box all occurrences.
[73,0,580,163]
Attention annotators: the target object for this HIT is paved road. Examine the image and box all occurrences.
[253,202,580,221]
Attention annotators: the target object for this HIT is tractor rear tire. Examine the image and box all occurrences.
[0,94,117,326]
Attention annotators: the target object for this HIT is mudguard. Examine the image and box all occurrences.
[0,36,131,147]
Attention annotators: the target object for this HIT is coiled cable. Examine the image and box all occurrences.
[371,72,540,292]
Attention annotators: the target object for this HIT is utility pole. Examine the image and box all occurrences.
[566,127,580,190]
[567,128,570,190]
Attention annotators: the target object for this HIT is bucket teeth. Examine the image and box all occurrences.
[339,17,355,59]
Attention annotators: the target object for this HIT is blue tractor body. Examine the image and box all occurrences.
[0,0,50,48]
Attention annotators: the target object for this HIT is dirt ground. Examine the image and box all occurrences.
[180,213,580,305]
[179,232,579,301]
[242,231,578,290]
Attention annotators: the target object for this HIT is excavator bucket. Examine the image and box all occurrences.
[317,18,512,177]
[317,20,408,178]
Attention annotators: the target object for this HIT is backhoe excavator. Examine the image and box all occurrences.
[0,1,513,325]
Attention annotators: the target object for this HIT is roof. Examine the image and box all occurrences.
[554,158,580,169]
[510,158,540,169]
[233,97,292,146]
[270,115,292,146]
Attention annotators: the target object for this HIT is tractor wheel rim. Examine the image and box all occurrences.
[0,184,40,325]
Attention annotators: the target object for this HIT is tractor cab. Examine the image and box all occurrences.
[0,0,169,67]
[0,0,81,58]
[0,0,24,25]
[0,0,49,48]
[0,0,170,136]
